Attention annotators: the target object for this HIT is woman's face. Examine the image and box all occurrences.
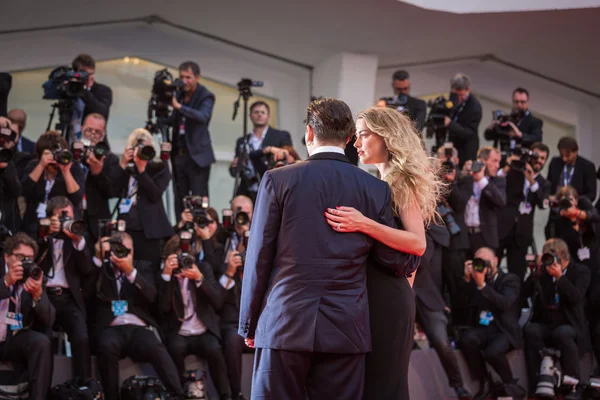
[354,118,387,165]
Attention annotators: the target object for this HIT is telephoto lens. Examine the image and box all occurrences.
[472,257,488,273]
[59,211,85,236]
[53,147,73,165]
[136,139,156,161]
[541,252,558,267]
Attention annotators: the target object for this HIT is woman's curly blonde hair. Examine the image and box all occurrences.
[356,107,444,225]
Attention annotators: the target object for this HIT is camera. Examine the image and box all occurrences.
[135,139,156,161]
[437,204,461,236]
[425,96,454,152]
[42,66,89,100]
[556,197,573,211]
[58,211,85,237]
[109,237,131,259]
[174,231,195,274]
[183,196,210,229]
[541,251,561,267]
[72,139,109,163]
[471,160,485,174]
[98,219,126,239]
[237,78,264,92]
[267,153,289,170]
[510,147,539,173]
[0,125,17,163]
[151,69,184,109]
[379,95,408,113]
[52,145,73,165]
[222,208,250,232]
[21,258,43,281]
[234,208,250,226]
[236,230,251,271]
[536,348,562,398]
[472,257,490,273]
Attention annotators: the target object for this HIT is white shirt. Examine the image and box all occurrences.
[465,177,489,228]
[47,237,86,288]
[310,146,345,156]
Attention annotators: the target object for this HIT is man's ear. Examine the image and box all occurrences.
[305,125,315,144]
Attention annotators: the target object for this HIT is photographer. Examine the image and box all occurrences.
[92,231,183,399]
[387,70,427,132]
[71,54,113,135]
[79,113,120,248]
[230,101,292,203]
[460,247,525,400]
[6,109,35,154]
[484,88,543,151]
[21,131,85,236]
[1,233,54,400]
[547,136,596,203]
[36,196,93,378]
[170,61,215,214]
[496,143,551,280]
[522,238,590,398]
[174,206,223,273]
[545,186,600,274]
[114,128,173,268]
[444,73,482,167]
[0,117,22,233]
[158,235,232,400]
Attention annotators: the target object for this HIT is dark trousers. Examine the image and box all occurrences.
[460,324,514,384]
[165,332,231,398]
[443,247,469,325]
[221,324,245,395]
[48,290,91,378]
[252,348,364,400]
[497,232,530,281]
[0,330,52,400]
[523,323,579,393]
[96,325,183,400]
[173,154,211,217]
[416,299,464,388]
[592,321,600,374]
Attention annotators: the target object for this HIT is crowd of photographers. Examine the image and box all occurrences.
[385,70,600,400]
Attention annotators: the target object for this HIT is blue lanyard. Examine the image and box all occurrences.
[563,165,575,187]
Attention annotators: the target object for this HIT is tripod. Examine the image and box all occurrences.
[231,81,257,198]
[46,99,77,147]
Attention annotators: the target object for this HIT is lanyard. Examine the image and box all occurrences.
[563,165,575,187]
[44,176,56,203]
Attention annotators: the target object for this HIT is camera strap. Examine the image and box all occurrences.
[562,165,575,188]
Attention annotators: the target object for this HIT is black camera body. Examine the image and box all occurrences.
[174,230,195,274]
[109,238,131,259]
[234,208,250,227]
[98,219,126,239]
[380,95,409,113]
[425,96,455,152]
[183,196,210,229]
[43,66,89,100]
[52,146,73,165]
[541,251,561,268]
[472,257,490,273]
[72,139,109,163]
[437,204,461,236]
[22,258,43,281]
[150,69,184,115]
[0,125,17,163]
[510,146,539,173]
[135,139,156,161]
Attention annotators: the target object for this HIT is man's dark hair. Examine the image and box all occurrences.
[250,101,270,114]
[306,98,355,145]
[3,233,39,258]
[531,142,550,155]
[46,196,74,217]
[162,235,198,259]
[35,130,68,159]
[513,87,529,98]
[392,70,410,81]
[557,136,578,152]
[179,61,200,77]
[72,54,96,71]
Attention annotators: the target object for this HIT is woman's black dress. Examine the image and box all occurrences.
[364,218,416,400]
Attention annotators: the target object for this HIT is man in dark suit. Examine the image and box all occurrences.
[445,73,482,167]
[460,247,525,400]
[460,147,506,256]
[522,239,591,398]
[92,232,183,399]
[1,233,54,400]
[390,70,427,132]
[484,87,543,150]
[171,61,215,213]
[37,196,94,378]
[547,136,596,203]
[497,143,551,280]
[417,224,471,399]
[238,98,420,399]
[7,109,35,154]
[230,101,292,203]
[159,235,232,400]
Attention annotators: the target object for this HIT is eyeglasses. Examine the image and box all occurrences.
[513,100,527,104]
[10,253,30,261]
[83,127,104,137]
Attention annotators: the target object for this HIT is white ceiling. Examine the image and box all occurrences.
[398,0,600,13]
[1,0,599,96]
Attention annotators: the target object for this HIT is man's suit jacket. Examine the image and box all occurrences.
[0,261,55,335]
[459,174,507,248]
[0,162,22,233]
[464,271,523,349]
[159,261,225,340]
[82,82,112,120]
[448,94,482,166]
[498,170,551,245]
[415,225,449,312]
[525,262,591,355]
[547,155,597,202]
[238,151,420,354]
[217,271,242,326]
[37,237,94,314]
[406,95,427,133]
[113,162,174,240]
[172,84,216,168]
[85,153,120,241]
[19,137,35,155]
[445,174,471,250]
[484,112,543,150]
[95,259,158,332]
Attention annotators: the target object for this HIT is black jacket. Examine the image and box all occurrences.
[82,82,112,120]
[95,259,157,331]
[524,261,591,355]
[484,112,543,149]
[498,170,551,245]
[448,94,482,166]
[158,261,225,339]
[113,162,174,240]
[406,95,427,132]
[37,237,94,314]
[415,225,449,312]
[463,271,523,349]
[445,173,471,250]
[84,153,121,241]
[0,162,22,233]
[217,270,242,327]
[547,155,597,202]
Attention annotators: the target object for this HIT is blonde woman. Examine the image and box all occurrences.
[113,128,174,268]
[324,107,443,400]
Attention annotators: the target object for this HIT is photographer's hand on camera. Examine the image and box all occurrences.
[195,225,211,241]
[523,162,536,184]
[471,164,486,182]
[23,273,43,301]
[179,263,203,282]
[505,121,523,139]
[171,96,182,111]
[5,262,24,287]
[472,267,487,289]
[443,116,451,128]
[263,146,286,161]
[462,160,472,174]
[560,205,585,223]
[94,237,110,260]
[177,209,194,229]
[226,251,243,277]
[163,254,179,277]
[545,261,562,279]
[464,260,473,283]
[120,146,134,170]
[86,151,105,176]
[110,251,134,275]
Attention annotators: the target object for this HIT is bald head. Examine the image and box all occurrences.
[7,109,26,134]
[231,195,254,218]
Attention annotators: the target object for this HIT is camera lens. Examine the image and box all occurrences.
[178,253,195,269]
[472,258,487,273]
[0,148,13,163]
[235,211,249,226]
[138,145,156,161]
[111,243,131,259]
[541,253,556,267]
[94,142,109,159]
[63,220,86,236]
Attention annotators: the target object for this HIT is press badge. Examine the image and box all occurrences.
[36,203,47,219]
[578,247,591,261]
[479,311,494,326]
[518,202,533,215]
[6,312,23,331]
[112,300,128,317]
[118,198,132,214]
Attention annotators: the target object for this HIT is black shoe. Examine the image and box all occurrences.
[454,386,472,399]
[234,393,248,400]
[564,387,583,400]
[473,381,491,400]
